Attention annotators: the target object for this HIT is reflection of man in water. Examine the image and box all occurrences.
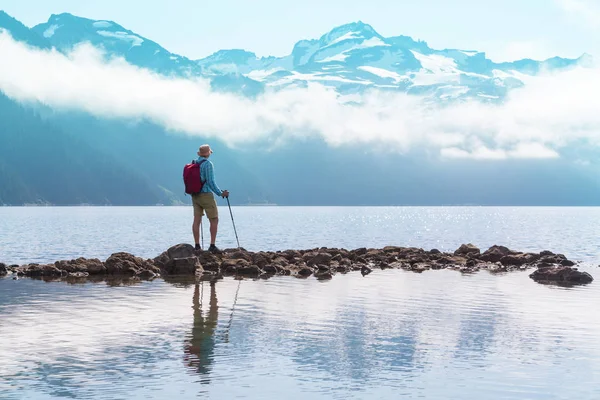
[184,281,218,380]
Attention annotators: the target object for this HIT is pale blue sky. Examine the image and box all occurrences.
[2,0,598,61]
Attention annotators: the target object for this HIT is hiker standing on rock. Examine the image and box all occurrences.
[189,144,229,253]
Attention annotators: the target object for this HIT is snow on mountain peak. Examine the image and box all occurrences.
[43,24,60,38]
[321,21,381,45]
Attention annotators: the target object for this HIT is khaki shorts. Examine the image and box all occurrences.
[192,193,218,219]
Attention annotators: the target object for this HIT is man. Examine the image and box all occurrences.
[192,144,229,253]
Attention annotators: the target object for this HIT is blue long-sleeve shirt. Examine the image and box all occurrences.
[196,157,223,197]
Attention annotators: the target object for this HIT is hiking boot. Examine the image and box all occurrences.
[195,244,201,251]
[208,244,222,254]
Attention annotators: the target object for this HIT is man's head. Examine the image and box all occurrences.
[198,144,213,158]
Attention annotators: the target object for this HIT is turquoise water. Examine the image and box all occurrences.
[1,206,600,399]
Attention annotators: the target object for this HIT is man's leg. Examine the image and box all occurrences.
[192,195,204,249]
[209,217,219,246]
[192,214,202,247]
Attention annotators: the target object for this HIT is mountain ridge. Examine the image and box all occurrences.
[5,11,589,102]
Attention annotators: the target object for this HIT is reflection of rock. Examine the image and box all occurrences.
[529,266,593,286]
[10,243,591,285]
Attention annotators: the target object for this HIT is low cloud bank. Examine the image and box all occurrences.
[0,30,599,160]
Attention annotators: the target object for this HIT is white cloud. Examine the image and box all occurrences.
[557,0,600,29]
[441,143,560,160]
[0,30,599,160]
[487,40,557,63]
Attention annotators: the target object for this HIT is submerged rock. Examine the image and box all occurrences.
[529,266,593,285]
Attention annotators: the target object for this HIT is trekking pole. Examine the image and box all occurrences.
[200,219,204,250]
[226,196,240,249]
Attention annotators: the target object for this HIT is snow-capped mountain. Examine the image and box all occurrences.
[196,21,591,101]
[31,13,202,77]
[1,12,592,102]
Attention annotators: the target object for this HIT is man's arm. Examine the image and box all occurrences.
[204,161,224,197]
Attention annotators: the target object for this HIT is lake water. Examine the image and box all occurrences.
[1,206,600,399]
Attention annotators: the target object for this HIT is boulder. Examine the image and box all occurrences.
[153,244,204,275]
[55,258,106,274]
[0,263,7,276]
[499,254,530,267]
[221,259,250,274]
[252,252,271,268]
[480,245,513,262]
[315,272,333,280]
[226,250,253,262]
[105,252,160,276]
[236,264,262,277]
[529,266,593,285]
[297,267,314,277]
[19,263,63,277]
[454,244,481,257]
[170,257,200,274]
[306,252,333,267]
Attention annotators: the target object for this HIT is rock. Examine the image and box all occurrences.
[105,252,160,276]
[530,266,593,285]
[315,272,333,280]
[306,253,333,267]
[227,250,253,262]
[20,263,64,277]
[454,244,481,257]
[55,258,106,274]
[560,259,576,267]
[263,265,280,274]
[361,266,373,276]
[153,244,204,275]
[281,250,302,261]
[436,256,455,265]
[480,245,513,262]
[236,264,262,277]
[297,267,314,277]
[352,248,368,257]
[0,263,7,276]
[499,254,530,267]
[430,249,441,254]
[221,259,250,273]
[252,253,271,268]
[153,244,196,269]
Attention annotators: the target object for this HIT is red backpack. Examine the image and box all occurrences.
[183,159,207,195]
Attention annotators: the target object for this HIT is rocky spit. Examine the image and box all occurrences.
[0,243,594,286]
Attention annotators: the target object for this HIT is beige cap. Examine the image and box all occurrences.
[198,144,213,157]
